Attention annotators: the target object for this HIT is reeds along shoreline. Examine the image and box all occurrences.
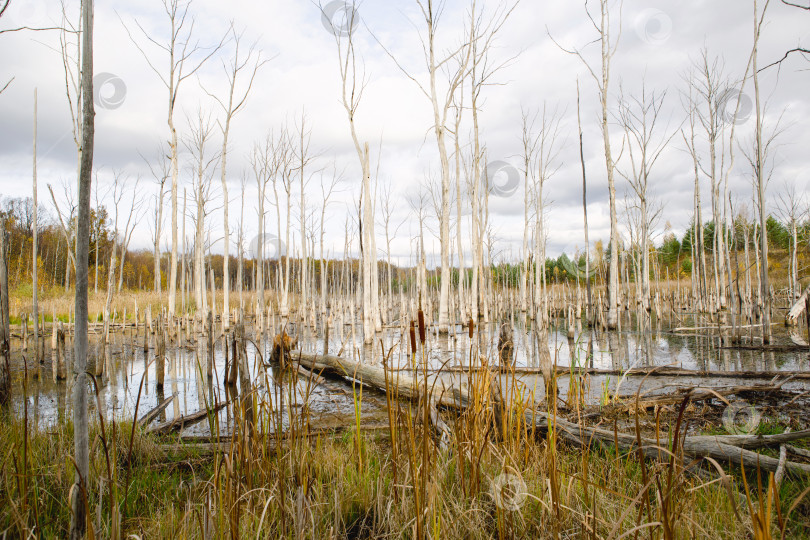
[0,314,808,538]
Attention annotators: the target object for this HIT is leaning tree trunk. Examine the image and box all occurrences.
[70,0,94,536]
[577,82,592,323]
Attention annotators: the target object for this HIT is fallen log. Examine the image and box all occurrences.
[157,442,229,457]
[138,394,176,427]
[146,402,228,435]
[175,424,391,445]
[528,412,810,476]
[276,352,326,386]
[786,445,810,459]
[298,352,810,477]
[568,365,810,381]
[611,381,790,411]
[421,364,810,381]
[718,343,809,352]
[689,429,810,451]
[295,353,464,410]
[673,323,777,332]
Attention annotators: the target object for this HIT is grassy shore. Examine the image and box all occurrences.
[1,397,808,538]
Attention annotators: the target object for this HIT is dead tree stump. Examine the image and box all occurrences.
[54,322,66,380]
[206,311,214,380]
[270,331,299,369]
[497,322,514,366]
[156,314,165,390]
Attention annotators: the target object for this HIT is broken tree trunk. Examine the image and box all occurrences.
[497,322,514,366]
[207,311,214,380]
[139,393,176,427]
[156,314,166,390]
[786,284,810,325]
[226,323,241,386]
[146,401,228,435]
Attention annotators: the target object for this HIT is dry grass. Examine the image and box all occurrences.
[7,286,290,324]
[2,339,807,539]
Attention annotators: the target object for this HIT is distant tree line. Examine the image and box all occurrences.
[4,195,805,296]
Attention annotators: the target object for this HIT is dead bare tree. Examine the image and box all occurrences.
[294,111,318,326]
[251,139,270,324]
[145,146,170,293]
[740,0,778,341]
[318,164,343,317]
[273,132,296,319]
[616,82,674,312]
[47,181,77,290]
[329,1,379,341]
[185,109,220,320]
[450,80,468,319]
[681,78,709,312]
[379,177,406,323]
[237,172,247,312]
[251,129,289,327]
[466,0,520,322]
[0,218,9,406]
[530,104,563,327]
[408,189,431,303]
[32,88,39,361]
[519,108,538,313]
[375,0,475,332]
[551,0,622,328]
[753,0,773,341]
[109,171,146,292]
[775,182,806,299]
[204,25,267,330]
[686,48,732,312]
[123,0,226,320]
[70,0,94,535]
[576,80,593,322]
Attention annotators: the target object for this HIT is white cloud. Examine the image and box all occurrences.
[1,0,808,266]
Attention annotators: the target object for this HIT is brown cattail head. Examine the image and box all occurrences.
[417,309,426,345]
[409,321,417,355]
[468,317,474,339]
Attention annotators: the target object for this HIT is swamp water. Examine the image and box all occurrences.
[4,310,809,435]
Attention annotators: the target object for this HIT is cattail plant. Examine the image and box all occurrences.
[417,308,426,345]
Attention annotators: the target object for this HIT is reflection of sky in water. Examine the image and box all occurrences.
[6,311,809,432]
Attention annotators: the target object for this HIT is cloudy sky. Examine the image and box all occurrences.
[1,0,808,268]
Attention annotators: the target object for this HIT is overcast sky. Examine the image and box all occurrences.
[1,0,808,267]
